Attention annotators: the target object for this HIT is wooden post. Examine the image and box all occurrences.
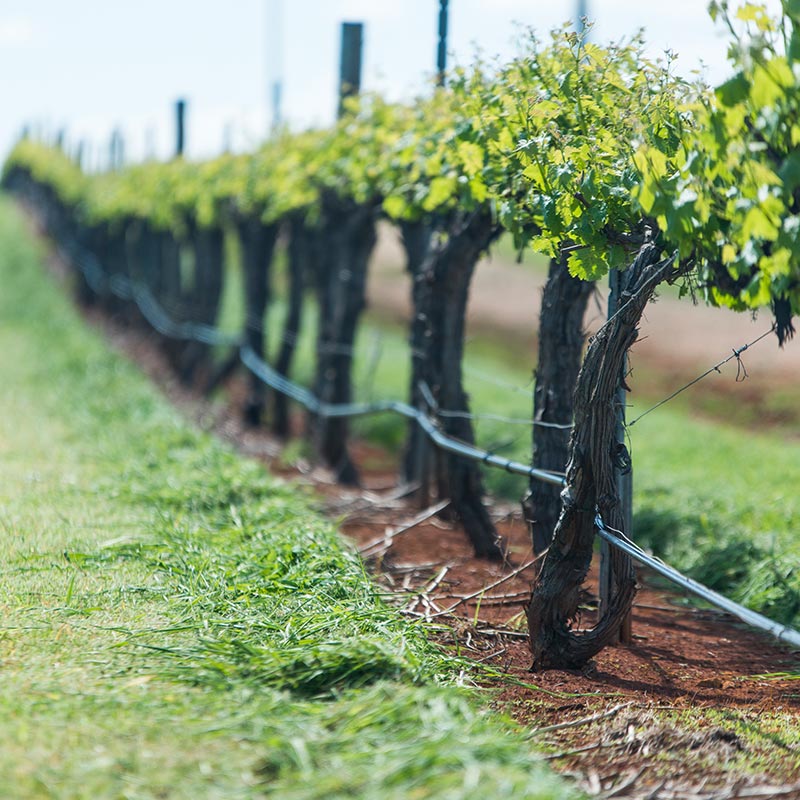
[437,0,449,86]
[413,391,432,509]
[223,122,234,153]
[599,268,634,643]
[175,99,187,157]
[338,22,363,118]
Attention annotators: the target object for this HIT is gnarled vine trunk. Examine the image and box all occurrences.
[399,218,434,498]
[238,217,279,426]
[310,200,377,485]
[407,210,504,560]
[179,225,225,385]
[271,215,312,438]
[95,221,130,317]
[524,258,595,556]
[527,244,682,670]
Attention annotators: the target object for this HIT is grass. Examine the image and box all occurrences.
[0,195,577,798]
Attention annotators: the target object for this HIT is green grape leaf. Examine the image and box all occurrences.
[422,176,457,212]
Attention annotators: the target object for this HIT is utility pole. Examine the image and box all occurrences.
[109,128,124,171]
[437,0,449,86]
[338,22,363,118]
[577,0,588,33]
[175,98,186,158]
[266,0,284,130]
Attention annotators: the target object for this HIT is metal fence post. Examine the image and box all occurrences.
[599,268,634,643]
[338,22,363,118]
[437,0,449,86]
[175,99,187,158]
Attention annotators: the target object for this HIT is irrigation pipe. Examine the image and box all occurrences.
[240,344,565,485]
[62,229,800,652]
[595,515,800,650]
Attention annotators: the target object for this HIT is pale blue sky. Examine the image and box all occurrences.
[0,1,780,166]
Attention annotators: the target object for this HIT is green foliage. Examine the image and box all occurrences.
[2,138,86,207]
[636,1,800,331]
[493,28,694,278]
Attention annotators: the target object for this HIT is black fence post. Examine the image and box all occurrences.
[599,268,634,644]
[437,0,449,86]
[175,99,187,158]
[338,22,363,118]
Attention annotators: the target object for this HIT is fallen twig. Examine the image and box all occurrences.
[430,552,545,618]
[474,647,507,663]
[544,740,612,760]
[529,700,635,736]
[404,565,451,611]
[359,500,450,555]
[603,767,647,798]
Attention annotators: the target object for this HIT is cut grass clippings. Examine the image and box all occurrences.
[0,195,576,798]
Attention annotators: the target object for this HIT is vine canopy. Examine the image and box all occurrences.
[635,0,800,344]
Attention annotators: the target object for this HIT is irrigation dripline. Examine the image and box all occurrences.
[595,517,800,650]
[62,235,800,652]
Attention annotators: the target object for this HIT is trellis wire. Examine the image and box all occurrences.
[627,326,776,427]
[62,233,800,651]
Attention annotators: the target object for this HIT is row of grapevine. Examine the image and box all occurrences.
[4,2,798,669]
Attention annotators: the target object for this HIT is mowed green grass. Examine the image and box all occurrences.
[0,196,576,798]
[231,235,800,628]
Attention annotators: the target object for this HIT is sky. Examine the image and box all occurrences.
[0,1,783,167]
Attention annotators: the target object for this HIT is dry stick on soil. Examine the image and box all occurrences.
[731,784,800,799]
[645,784,800,800]
[404,565,450,612]
[361,481,421,504]
[529,700,635,736]
[475,627,529,640]
[431,551,547,619]
[543,740,613,761]
[474,648,508,663]
[446,590,529,603]
[468,595,529,607]
[358,499,450,555]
